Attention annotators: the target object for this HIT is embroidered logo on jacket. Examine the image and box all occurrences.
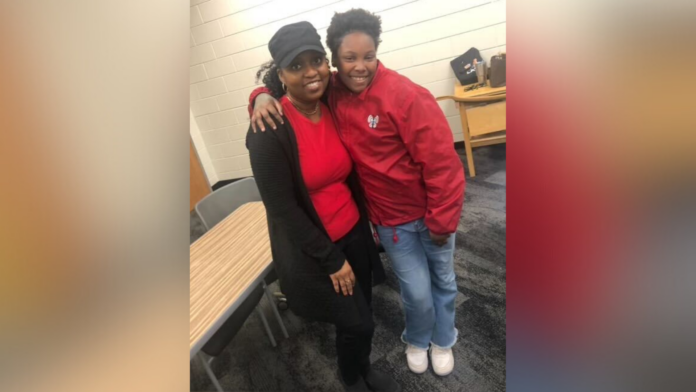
[367,115,379,129]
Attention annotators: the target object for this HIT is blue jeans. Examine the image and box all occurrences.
[376,219,458,349]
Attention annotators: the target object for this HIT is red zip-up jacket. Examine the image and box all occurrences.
[249,62,465,235]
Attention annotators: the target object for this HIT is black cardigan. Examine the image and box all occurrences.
[246,116,386,327]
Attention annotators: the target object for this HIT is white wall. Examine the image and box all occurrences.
[190,0,506,181]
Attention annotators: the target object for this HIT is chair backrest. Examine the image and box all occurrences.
[194,177,262,231]
[201,284,265,357]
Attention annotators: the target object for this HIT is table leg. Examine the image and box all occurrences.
[458,103,476,177]
[198,352,224,392]
[257,306,277,347]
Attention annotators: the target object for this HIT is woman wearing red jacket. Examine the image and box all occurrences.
[249,10,465,377]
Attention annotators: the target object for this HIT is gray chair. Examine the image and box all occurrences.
[195,177,263,230]
[195,177,287,309]
[194,177,289,392]
[197,285,267,392]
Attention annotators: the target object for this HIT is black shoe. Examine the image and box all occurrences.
[337,370,371,392]
[363,368,402,392]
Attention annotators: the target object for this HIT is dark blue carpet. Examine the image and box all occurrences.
[190,145,506,392]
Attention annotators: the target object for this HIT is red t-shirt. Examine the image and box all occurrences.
[281,96,359,242]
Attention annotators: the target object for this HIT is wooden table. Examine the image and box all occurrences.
[190,202,272,359]
[437,82,506,177]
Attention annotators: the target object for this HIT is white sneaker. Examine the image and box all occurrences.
[405,344,428,374]
[429,345,454,376]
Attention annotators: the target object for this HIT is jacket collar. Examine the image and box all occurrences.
[332,61,385,101]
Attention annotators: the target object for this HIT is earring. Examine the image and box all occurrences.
[282,83,287,91]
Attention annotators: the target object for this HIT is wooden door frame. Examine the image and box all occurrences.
[190,139,211,211]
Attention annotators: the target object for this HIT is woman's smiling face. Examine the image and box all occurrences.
[278,50,330,103]
[335,31,378,94]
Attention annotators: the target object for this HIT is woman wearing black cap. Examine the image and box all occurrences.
[246,21,401,392]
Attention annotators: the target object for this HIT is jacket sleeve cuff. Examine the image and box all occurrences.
[424,218,456,236]
[322,246,346,275]
[247,87,272,116]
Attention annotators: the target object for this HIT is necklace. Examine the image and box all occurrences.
[286,93,319,116]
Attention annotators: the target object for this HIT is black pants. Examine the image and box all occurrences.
[334,223,375,385]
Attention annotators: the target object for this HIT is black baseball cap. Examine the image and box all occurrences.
[269,21,326,69]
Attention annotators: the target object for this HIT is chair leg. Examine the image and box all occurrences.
[197,352,224,392]
[263,282,289,338]
[256,306,277,347]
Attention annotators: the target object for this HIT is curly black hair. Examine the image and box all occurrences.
[255,60,285,99]
[326,8,382,65]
